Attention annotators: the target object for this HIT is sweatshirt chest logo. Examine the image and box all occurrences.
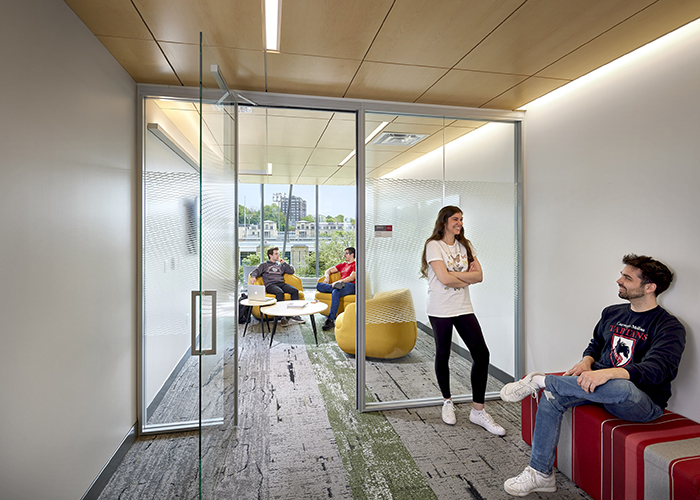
[610,335,636,367]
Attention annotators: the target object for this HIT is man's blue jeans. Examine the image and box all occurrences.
[530,375,663,475]
[316,282,355,320]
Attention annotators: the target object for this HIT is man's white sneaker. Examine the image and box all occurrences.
[469,408,506,436]
[500,371,546,402]
[442,400,456,425]
[504,466,556,496]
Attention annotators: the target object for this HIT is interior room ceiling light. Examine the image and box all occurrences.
[338,121,390,166]
[264,0,282,52]
[370,132,428,147]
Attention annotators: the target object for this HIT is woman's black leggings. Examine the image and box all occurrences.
[429,314,490,403]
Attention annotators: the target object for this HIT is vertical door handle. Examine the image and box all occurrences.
[191,290,217,355]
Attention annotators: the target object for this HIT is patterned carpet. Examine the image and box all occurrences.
[97,319,591,499]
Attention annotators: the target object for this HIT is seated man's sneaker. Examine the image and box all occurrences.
[504,466,556,496]
[469,408,506,436]
[278,318,289,327]
[441,400,456,425]
[322,318,335,331]
[500,371,545,402]
[288,316,305,325]
[332,281,345,289]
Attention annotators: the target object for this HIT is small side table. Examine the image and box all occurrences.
[259,300,328,347]
[240,297,276,338]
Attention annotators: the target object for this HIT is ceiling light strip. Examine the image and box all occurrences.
[264,0,282,52]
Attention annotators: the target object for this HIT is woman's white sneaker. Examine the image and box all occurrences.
[469,408,506,436]
[504,466,556,496]
[500,371,546,402]
[442,400,456,425]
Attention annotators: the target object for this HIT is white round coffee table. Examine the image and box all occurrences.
[240,297,276,338]
[260,299,329,347]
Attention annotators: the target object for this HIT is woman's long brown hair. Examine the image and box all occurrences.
[420,205,474,278]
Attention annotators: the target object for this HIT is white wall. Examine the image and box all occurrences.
[523,20,700,422]
[0,1,137,499]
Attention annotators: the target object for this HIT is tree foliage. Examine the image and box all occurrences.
[297,230,355,277]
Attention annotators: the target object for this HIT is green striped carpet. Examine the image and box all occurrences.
[299,323,437,500]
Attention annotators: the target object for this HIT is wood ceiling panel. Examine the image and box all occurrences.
[344,62,447,102]
[391,116,452,127]
[537,0,700,80]
[280,0,393,59]
[366,0,523,68]
[482,76,570,110]
[133,0,262,48]
[416,69,527,108]
[96,36,181,85]
[65,0,152,38]
[455,0,656,76]
[265,53,362,97]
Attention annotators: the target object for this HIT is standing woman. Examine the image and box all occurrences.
[420,205,505,435]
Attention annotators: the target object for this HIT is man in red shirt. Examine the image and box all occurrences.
[316,247,356,331]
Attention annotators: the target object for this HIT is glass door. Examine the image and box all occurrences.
[198,34,237,497]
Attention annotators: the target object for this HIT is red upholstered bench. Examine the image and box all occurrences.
[521,378,700,500]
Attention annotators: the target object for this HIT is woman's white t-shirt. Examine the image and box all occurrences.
[425,239,476,317]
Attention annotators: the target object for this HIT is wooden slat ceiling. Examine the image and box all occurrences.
[67,0,700,185]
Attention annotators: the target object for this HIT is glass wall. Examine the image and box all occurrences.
[361,112,519,409]
[237,107,356,290]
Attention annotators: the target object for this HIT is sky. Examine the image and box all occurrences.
[238,183,356,220]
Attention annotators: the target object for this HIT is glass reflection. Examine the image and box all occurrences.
[363,113,517,406]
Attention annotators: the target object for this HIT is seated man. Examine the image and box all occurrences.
[249,247,304,325]
[500,254,685,497]
[316,247,356,331]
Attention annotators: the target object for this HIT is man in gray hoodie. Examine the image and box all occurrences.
[249,247,304,325]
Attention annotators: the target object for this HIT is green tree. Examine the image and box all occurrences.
[238,252,261,282]
[301,215,315,222]
[298,230,355,277]
[332,214,345,222]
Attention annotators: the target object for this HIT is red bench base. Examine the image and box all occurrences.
[521,382,700,500]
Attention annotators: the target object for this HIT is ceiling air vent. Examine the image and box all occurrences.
[370,132,428,147]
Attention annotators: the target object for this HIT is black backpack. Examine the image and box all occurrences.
[238,293,250,324]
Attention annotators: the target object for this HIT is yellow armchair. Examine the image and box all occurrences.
[315,272,371,318]
[250,273,305,319]
[334,288,417,359]
[315,272,353,318]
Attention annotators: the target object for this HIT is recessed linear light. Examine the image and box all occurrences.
[264,0,282,52]
[338,121,390,166]
[240,162,273,176]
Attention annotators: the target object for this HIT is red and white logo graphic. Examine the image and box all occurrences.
[610,334,635,367]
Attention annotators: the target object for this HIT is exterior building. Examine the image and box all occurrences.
[273,193,307,226]
[294,221,355,238]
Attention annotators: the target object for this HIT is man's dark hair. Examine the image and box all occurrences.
[622,254,674,296]
[345,247,355,258]
[267,246,279,259]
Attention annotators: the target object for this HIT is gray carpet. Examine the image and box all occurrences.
[97,318,592,499]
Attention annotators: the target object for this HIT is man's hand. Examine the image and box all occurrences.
[248,276,256,285]
[322,274,330,284]
[564,356,594,377]
[575,367,629,393]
